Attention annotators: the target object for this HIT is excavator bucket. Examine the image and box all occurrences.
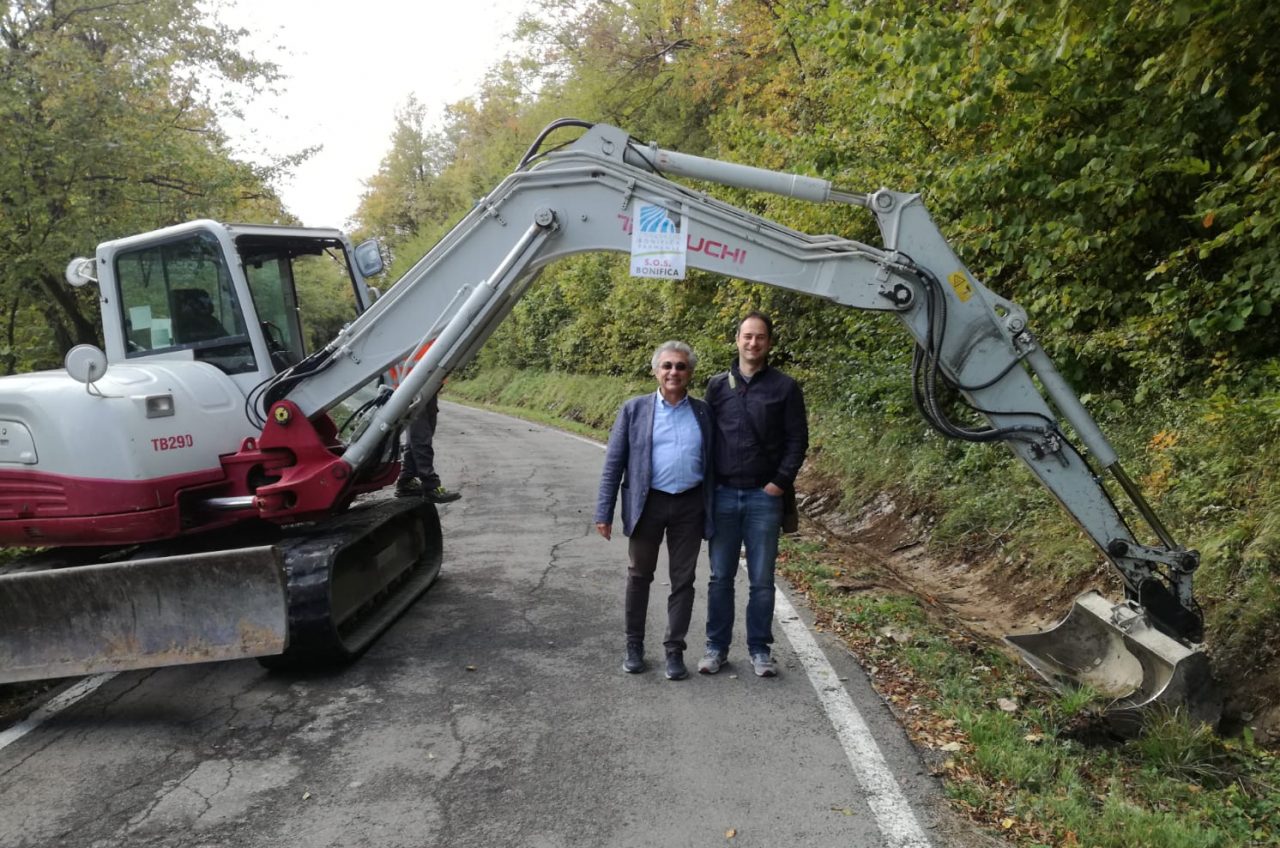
[0,547,287,685]
[1005,591,1218,731]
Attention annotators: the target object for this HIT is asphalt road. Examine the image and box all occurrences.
[0,402,981,848]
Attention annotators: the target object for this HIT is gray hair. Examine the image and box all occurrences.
[651,340,697,371]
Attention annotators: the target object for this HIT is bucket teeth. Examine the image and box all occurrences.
[1005,591,1219,732]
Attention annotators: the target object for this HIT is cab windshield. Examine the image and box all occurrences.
[116,231,257,374]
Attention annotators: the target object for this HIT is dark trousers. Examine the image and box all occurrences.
[400,391,440,489]
[625,486,704,653]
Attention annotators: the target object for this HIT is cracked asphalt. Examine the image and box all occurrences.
[0,402,977,848]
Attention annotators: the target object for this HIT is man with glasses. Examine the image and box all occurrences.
[699,311,808,678]
[595,341,715,680]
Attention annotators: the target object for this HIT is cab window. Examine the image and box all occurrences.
[243,255,306,371]
[115,232,257,374]
[238,236,363,372]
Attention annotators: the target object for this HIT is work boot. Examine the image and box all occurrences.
[697,649,728,675]
[623,642,646,674]
[665,651,688,681]
[751,652,778,678]
[426,485,461,504]
[394,477,422,498]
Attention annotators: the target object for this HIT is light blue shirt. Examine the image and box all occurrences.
[650,391,704,494]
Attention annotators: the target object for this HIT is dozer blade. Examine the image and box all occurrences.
[1005,591,1219,731]
[0,547,287,685]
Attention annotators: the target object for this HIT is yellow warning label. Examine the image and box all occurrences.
[948,271,973,303]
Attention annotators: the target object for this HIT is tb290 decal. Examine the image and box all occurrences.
[151,434,195,452]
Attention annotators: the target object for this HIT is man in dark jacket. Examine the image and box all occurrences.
[699,311,807,678]
[595,341,715,680]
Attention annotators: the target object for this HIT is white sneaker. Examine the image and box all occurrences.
[751,653,778,677]
[697,649,728,674]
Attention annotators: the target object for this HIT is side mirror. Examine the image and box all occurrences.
[353,239,384,278]
[64,344,108,384]
[65,257,98,288]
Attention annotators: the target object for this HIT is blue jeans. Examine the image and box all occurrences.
[706,485,782,656]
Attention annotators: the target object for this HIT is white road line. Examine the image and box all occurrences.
[0,674,116,753]
[775,588,933,848]
[555,430,606,449]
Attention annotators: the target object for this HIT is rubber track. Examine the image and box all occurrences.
[270,496,443,666]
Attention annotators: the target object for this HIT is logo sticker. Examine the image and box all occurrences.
[630,204,687,279]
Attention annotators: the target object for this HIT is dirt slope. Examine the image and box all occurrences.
[795,468,1280,745]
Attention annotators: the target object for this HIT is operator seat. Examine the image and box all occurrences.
[171,288,228,343]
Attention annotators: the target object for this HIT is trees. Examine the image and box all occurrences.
[796,0,1280,390]
[0,0,290,371]
[351,96,456,259]
[351,0,1280,401]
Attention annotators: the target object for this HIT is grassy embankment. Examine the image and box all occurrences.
[447,365,1280,848]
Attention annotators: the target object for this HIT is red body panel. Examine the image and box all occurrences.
[0,405,397,546]
[0,467,227,544]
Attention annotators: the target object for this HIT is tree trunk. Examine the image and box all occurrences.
[3,291,20,376]
[38,271,100,352]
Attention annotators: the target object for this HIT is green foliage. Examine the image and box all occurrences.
[0,0,293,371]
[795,0,1280,393]
[356,0,1280,412]
[444,366,651,435]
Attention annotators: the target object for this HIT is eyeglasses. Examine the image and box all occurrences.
[659,361,689,371]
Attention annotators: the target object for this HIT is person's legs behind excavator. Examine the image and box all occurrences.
[396,391,461,503]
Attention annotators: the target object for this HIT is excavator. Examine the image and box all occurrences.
[0,120,1215,725]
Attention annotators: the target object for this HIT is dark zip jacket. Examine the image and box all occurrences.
[706,359,808,490]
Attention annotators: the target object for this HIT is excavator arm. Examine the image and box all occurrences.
[242,121,1210,719]
[265,123,1195,625]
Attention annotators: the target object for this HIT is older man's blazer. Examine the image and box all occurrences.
[594,392,715,539]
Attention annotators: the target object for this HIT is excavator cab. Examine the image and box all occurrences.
[105,221,377,388]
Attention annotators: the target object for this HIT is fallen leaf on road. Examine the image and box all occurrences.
[303,791,311,800]
[725,828,736,839]
[465,665,477,671]
[830,806,854,816]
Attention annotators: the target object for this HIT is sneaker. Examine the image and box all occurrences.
[394,477,422,498]
[697,649,728,675]
[665,651,688,681]
[426,486,461,504]
[751,652,778,678]
[622,642,645,674]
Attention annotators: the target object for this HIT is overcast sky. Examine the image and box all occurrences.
[216,0,535,229]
